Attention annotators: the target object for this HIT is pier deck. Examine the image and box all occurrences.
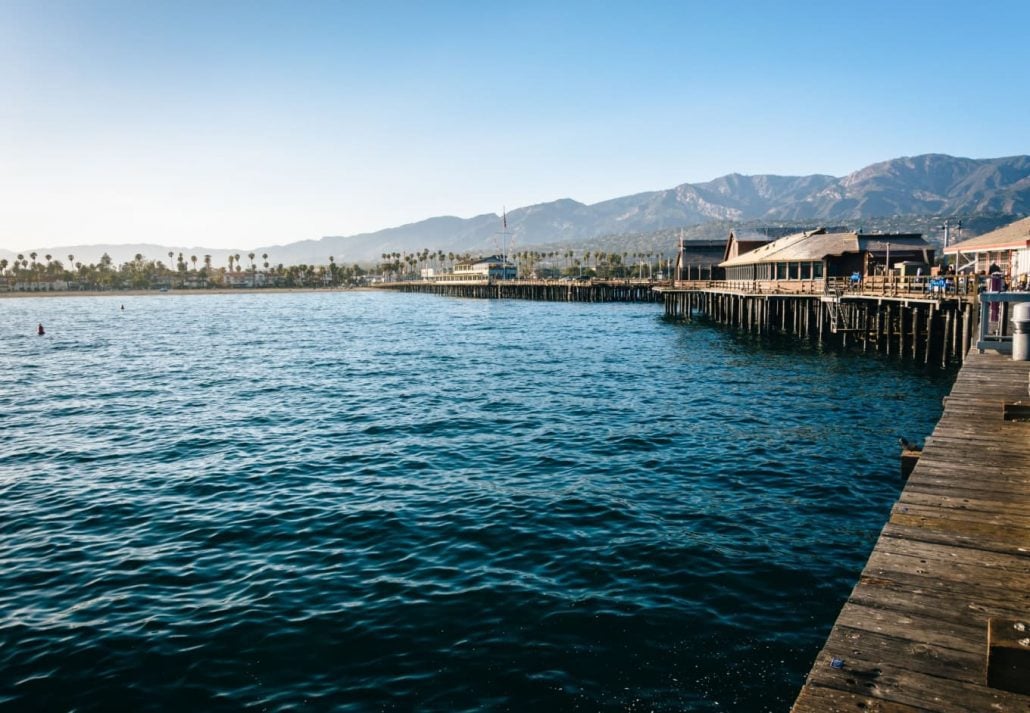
[792,350,1030,712]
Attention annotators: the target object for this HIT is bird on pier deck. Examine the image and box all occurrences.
[898,436,922,452]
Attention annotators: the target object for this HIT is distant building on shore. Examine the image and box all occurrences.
[441,255,517,282]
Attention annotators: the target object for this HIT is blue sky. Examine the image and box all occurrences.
[1,0,1027,251]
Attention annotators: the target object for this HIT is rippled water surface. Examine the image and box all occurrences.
[1,292,954,711]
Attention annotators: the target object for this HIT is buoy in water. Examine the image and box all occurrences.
[37,323,45,336]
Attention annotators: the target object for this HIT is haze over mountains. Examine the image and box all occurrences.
[3,154,1028,267]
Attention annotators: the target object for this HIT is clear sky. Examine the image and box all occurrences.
[1,0,1027,252]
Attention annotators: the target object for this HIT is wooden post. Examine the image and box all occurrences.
[925,304,935,366]
[912,306,919,360]
[886,303,892,356]
[898,304,905,357]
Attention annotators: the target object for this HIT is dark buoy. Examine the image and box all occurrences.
[37,323,45,336]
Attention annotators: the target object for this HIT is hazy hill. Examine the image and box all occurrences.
[2,154,1027,266]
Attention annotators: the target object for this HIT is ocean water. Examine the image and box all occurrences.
[0,291,954,712]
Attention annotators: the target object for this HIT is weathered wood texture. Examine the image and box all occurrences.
[792,350,1030,712]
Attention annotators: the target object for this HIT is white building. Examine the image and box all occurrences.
[440,255,517,282]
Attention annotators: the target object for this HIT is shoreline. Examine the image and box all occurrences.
[0,287,378,299]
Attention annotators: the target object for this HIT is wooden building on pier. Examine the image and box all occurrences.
[943,215,1030,282]
[719,228,933,291]
[673,239,731,281]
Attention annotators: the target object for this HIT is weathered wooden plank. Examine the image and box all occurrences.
[903,473,1030,498]
[825,624,985,685]
[890,502,1030,530]
[793,682,935,712]
[879,521,1030,558]
[864,549,1030,588]
[870,534,1030,575]
[831,601,985,654]
[897,490,1030,518]
[853,571,1030,624]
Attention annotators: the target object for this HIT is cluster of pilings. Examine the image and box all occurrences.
[383,281,662,303]
[662,289,976,367]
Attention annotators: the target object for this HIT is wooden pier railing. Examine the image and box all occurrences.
[668,276,982,300]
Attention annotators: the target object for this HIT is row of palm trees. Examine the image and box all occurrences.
[1,245,676,290]
[0,251,369,291]
[376,248,674,279]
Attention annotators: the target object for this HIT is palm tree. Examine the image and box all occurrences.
[234,254,241,272]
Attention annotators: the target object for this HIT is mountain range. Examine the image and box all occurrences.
[3,153,1028,267]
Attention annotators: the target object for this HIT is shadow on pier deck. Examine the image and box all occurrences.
[792,349,1030,712]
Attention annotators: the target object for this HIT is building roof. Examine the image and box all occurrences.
[456,255,514,267]
[720,228,930,267]
[721,230,774,262]
[942,216,1030,254]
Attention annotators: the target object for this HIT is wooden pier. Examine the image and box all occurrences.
[792,349,1030,712]
[377,278,663,303]
[659,283,976,367]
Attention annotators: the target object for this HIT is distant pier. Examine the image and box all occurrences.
[376,278,663,303]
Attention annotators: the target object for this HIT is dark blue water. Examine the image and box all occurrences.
[0,292,953,711]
